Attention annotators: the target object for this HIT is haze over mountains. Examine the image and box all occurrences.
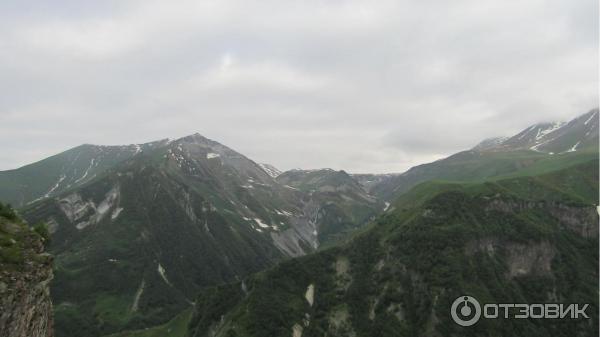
[1,109,597,209]
[12,133,382,336]
[180,109,598,337]
[187,161,599,337]
[354,108,599,202]
[476,108,599,153]
[0,108,597,337]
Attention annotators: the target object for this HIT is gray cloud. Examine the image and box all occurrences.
[0,0,597,173]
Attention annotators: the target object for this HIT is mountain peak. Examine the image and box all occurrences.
[258,163,282,178]
[177,133,218,145]
[473,108,598,153]
[472,136,509,151]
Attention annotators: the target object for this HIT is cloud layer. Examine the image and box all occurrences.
[0,0,597,173]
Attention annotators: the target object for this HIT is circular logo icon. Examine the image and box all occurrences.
[451,296,481,326]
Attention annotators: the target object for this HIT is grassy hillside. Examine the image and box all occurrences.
[22,157,286,337]
[185,161,599,337]
[105,308,193,337]
[0,142,168,207]
[390,159,598,212]
[0,202,49,269]
[17,134,383,337]
[369,146,598,202]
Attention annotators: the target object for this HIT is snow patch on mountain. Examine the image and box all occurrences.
[305,284,315,306]
[584,110,597,125]
[473,109,598,153]
[131,279,145,312]
[566,141,581,153]
[134,144,142,154]
[518,125,535,140]
[254,218,270,228]
[74,158,96,184]
[157,263,172,286]
[275,209,293,217]
[111,207,124,220]
[472,137,509,151]
[258,163,282,178]
[535,122,564,141]
[530,138,552,152]
[45,174,66,198]
[29,174,67,204]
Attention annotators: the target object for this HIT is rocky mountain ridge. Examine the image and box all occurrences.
[0,139,170,208]
[185,160,599,337]
[475,108,598,153]
[351,108,599,202]
[0,107,597,337]
[17,133,381,337]
[0,203,53,337]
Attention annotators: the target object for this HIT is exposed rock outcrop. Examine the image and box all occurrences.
[0,208,53,337]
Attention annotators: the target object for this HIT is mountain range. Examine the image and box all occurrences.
[181,109,598,337]
[356,108,599,203]
[187,160,598,337]
[11,134,381,337]
[0,108,597,337]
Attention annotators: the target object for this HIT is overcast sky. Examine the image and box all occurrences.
[0,0,597,173]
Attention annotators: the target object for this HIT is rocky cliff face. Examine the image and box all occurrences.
[0,203,53,337]
[0,262,54,337]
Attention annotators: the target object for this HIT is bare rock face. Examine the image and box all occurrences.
[0,216,54,337]
[0,267,53,337]
[506,241,555,278]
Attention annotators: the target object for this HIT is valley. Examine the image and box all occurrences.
[0,108,597,337]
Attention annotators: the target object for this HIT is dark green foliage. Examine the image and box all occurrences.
[369,146,599,203]
[102,308,194,337]
[16,135,383,337]
[0,202,17,221]
[0,201,52,271]
[186,161,599,337]
[18,138,305,337]
[33,222,50,243]
[186,283,244,337]
[0,142,169,208]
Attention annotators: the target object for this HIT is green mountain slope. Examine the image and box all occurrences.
[0,140,169,207]
[497,108,598,153]
[185,160,599,337]
[360,109,599,202]
[105,308,194,337]
[18,134,380,337]
[366,147,597,203]
[389,158,599,213]
[1,108,596,337]
[18,135,299,337]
